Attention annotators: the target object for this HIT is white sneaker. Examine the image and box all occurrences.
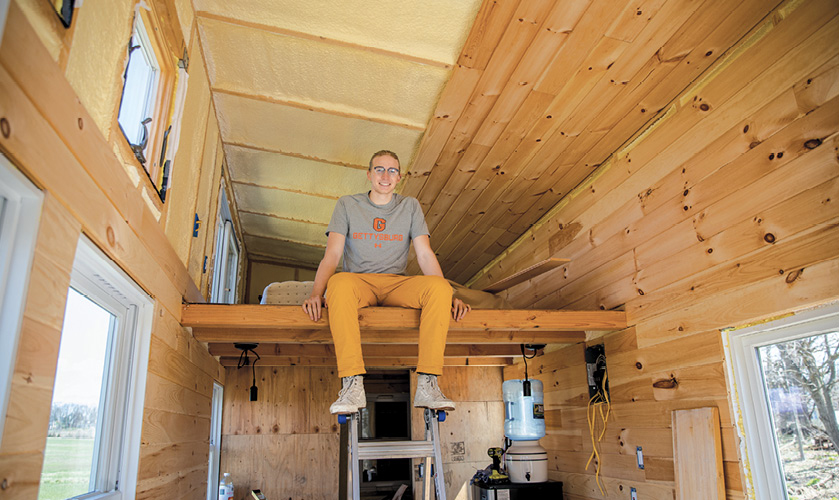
[330,375,366,414]
[414,373,455,411]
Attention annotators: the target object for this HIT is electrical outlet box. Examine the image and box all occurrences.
[585,344,610,400]
[631,486,638,499]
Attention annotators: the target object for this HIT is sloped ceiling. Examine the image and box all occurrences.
[196,0,777,281]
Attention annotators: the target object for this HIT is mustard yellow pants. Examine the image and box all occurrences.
[325,273,453,378]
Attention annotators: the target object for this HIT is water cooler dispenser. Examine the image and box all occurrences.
[502,379,547,483]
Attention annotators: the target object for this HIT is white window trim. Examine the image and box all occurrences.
[207,382,223,500]
[118,13,160,150]
[65,237,154,499]
[211,186,239,304]
[0,154,43,450]
[722,302,839,500]
[0,0,10,52]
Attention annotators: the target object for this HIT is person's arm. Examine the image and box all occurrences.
[302,232,346,321]
[412,235,471,321]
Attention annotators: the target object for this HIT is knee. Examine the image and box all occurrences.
[425,276,453,300]
[326,273,357,302]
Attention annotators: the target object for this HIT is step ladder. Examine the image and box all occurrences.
[339,409,447,500]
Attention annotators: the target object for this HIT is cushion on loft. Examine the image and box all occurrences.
[260,278,512,309]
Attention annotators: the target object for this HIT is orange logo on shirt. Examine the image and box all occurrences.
[373,218,386,232]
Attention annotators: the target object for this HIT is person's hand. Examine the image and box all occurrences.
[451,298,471,322]
[302,295,324,321]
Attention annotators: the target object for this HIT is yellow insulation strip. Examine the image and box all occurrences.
[720,312,795,332]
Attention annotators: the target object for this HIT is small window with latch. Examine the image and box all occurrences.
[116,6,183,203]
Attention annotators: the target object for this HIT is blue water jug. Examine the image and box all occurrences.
[503,379,545,441]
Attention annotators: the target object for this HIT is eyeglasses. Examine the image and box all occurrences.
[372,166,400,176]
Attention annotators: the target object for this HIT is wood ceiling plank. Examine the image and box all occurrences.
[193,328,587,345]
[436,34,635,273]
[505,87,839,309]
[482,258,570,293]
[401,65,483,197]
[470,0,585,147]
[428,90,557,259]
[458,0,523,70]
[469,0,838,289]
[416,0,557,219]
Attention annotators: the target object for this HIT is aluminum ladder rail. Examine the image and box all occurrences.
[341,409,447,500]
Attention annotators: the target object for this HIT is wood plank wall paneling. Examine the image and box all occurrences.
[0,194,79,497]
[498,1,839,499]
[0,2,224,499]
[219,367,502,499]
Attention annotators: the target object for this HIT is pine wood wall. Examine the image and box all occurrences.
[495,1,839,498]
[0,1,227,498]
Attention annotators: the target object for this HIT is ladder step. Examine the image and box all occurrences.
[356,440,435,460]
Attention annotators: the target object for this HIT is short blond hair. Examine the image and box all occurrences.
[369,150,400,171]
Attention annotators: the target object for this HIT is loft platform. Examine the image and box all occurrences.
[182,304,626,366]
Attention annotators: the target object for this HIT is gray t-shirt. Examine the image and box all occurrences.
[326,192,429,274]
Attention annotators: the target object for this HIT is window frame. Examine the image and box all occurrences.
[0,154,43,450]
[47,236,154,499]
[206,382,223,500]
[210,186,240,304]
[723,303,839,500]
[115,5,176,195]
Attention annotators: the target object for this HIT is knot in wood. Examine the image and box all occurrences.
[78,117,84,130]
[764,233,776,244]
[0,117,9,139]
[653,376,678,389]
[804,138,822,149]
[635,362,643,370]
[785,268,803,284]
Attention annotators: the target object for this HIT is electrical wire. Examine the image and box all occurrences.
[584,359,610,495]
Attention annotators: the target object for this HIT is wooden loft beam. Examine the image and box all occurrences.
[218,356,514,367]
[183,304,626,344]
[194,329,584,344]
[208,343,525,357]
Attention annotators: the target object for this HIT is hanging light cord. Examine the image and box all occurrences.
[237,347,261,387]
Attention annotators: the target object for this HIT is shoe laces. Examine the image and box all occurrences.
[337,376,358,400]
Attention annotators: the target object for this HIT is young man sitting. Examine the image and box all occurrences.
[302,150,470,414]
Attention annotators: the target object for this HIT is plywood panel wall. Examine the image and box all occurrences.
[219,366,503,499]
[498,0,839,499]
[219,366,341,499]
[410,367,506,499]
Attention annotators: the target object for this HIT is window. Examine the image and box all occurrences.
[0,154,43,450]
[116,6,178,197]
[38,237,153,500]
[206,382,223,500]
[724,304,839,500]
[210,186,240,304]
